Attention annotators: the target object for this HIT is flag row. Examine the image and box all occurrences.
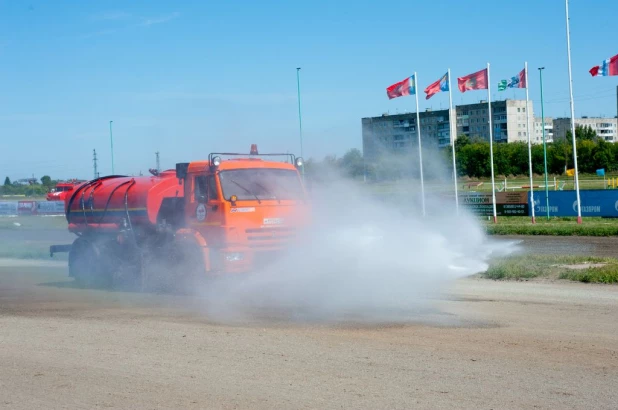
[386,52,617,100]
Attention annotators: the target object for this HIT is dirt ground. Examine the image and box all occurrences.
[0,257,617,410]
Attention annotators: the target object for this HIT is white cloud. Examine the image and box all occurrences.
[138,12,181,27]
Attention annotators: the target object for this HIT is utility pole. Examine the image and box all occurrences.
[155,151,160,173]
[93,149,99,179]
[296,67,304,178]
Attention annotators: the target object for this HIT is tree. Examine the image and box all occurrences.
[340,148,365,178]
[575,125,597,141]
[41,175,52,188]
[3,177,10,186]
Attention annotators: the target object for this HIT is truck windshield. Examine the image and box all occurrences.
[219,169,304,201]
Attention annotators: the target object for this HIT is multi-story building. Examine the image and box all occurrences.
[553,117,618,142]
[362,99,535,161]
[361,109,452,162]
[455,99,534,144]
[533,116,553,143]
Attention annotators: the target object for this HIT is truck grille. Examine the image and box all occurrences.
[245,227,296,248]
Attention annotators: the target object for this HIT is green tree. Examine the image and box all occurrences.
[41,175,52,188]
[3,176,10,186]
[340,148,365,178]
[575,125,597,141]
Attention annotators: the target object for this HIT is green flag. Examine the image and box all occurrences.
[497,79,508,91]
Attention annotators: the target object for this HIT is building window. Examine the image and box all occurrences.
[518,132,522,136]
[517,108,521,112]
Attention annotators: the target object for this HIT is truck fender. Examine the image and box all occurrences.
[174,228,210,272]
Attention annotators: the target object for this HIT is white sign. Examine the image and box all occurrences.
[231,207,256,213]
[196,204,206,221]
[263,218,284,225]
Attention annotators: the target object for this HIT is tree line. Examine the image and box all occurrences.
[305,125,617,182]
[452,126,615,178]
[1,176,56,196]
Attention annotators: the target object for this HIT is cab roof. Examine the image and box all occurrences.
[187,158,298,173]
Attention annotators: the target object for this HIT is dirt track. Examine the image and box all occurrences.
[1,259,617,409]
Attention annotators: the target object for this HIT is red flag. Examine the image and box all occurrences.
[424,72,449,100]
[386,76,415,100]
[457,68,488,93]
[589,54,618,77]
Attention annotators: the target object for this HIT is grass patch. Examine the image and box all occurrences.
[483,216,618,236]
[483,254,618,283]
[559,268,618,284]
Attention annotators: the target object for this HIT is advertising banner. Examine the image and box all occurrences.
[0,201,19,215]
[460,191,529,216]
[36,201,66,215]
[17,201,37,215]
[530,190,618,217]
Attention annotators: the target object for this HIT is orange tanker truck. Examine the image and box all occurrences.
[50,145,309,291]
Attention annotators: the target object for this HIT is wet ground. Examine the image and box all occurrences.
[1,220,617,409]
[496,235,618,258]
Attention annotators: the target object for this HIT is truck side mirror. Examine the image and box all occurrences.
[176,163,189,184]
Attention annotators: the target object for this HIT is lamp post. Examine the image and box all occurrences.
[296,68,304,178]
[538,67,549,220]
[109,120,114,175]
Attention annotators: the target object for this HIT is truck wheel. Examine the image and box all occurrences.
[69,238,111,289]
[166,243,206,295]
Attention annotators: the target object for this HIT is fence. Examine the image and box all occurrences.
[0,201,65,216]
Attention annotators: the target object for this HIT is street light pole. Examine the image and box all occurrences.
[296,68,304,178]
[539,67,550,220]
[109,120,114,175]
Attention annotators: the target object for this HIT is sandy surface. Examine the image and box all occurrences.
[0,260,617,410]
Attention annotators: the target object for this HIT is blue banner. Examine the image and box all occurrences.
[529,189,618,217]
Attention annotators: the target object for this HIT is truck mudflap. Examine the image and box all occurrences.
[50,244,72,257]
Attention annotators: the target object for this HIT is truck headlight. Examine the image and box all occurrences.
[225,252,244,262]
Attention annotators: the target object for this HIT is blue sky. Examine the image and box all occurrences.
[0,0,617,180]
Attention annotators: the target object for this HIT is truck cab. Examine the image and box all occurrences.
[47,182,74,201]
[175,146,309,274]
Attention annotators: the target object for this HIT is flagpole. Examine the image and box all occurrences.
[414,72,426,217]
[487,63,497,223]
[296,67,305,180]
[524,62,536,224]
[565,0,582,224]
[448,68,459,215]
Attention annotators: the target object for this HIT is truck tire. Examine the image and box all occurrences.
[68,237,111,289]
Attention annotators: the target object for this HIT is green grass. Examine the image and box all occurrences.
[483,254,618,283]
[365,173,618,195]
[0,215,67,230]
[559,268,618,284]
[483,216,618,236]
